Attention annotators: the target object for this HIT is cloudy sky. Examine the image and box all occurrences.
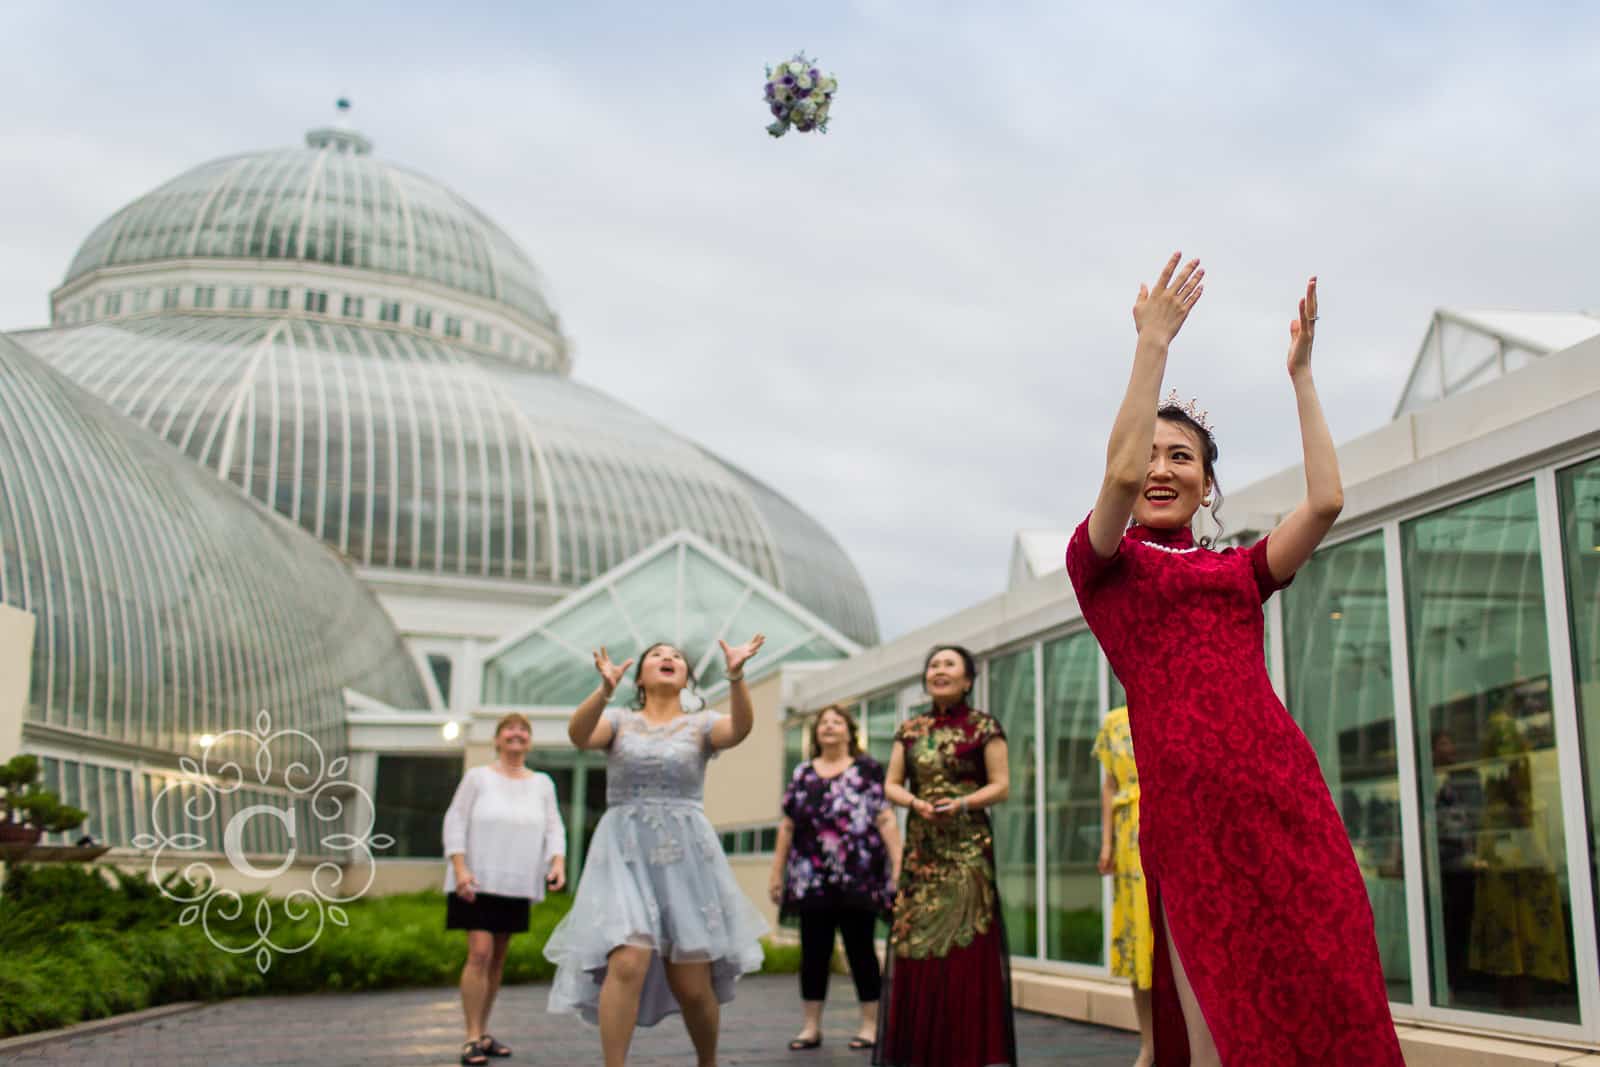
[3,2,1597,639]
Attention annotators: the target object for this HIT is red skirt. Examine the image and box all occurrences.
[875,924,1016,1066]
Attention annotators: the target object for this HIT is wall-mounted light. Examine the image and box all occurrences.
[441,721,461,741]
[198,733,216,749]
[1328,597,1344,622]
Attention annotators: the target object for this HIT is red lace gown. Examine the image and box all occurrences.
[1066,518,1403,1066]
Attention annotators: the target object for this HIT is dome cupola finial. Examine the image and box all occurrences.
[306,98,372,155]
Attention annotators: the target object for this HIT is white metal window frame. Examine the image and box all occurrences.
[1014,627,1125,979]
[1294,448,1600,1043]
[813,451,1600,1038]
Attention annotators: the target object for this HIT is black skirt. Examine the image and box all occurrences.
[446,891,531,933]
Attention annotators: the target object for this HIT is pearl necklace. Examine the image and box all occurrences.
[1134,539,1200,556]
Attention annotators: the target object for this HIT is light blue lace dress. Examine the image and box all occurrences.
[545,706,768,1025]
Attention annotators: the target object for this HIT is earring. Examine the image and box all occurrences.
[1201,497,1212,507]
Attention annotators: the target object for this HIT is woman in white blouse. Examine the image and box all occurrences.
[444,712,567,1067]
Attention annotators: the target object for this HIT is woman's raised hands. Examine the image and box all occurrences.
[593,646,634,695]
[1287,276,1318,378]
[1132,252,1205,346]
[719,633,766,678]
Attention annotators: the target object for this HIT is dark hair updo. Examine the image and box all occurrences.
[631,642,699,710]
[1156,403,1224,546]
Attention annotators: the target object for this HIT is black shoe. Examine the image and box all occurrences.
[460,1041,489,1066]
[788,1035,823,1051]
[477,1034,512,1058]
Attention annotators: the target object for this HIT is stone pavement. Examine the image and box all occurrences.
[0,975,1140,1066]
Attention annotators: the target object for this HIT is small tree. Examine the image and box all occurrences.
[0,754,88,835]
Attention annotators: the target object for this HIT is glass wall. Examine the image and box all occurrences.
[988,647,1038,956]
[784,716,807,782]
[1283,532,1411,1002]
[1557,458,1600,972]
[373,755,462,858]
[797,450,1600,1037]
[38,757,137,847]
[864,692,898,767]
[1404,483,1578,1023]
[1041,631,1104,964]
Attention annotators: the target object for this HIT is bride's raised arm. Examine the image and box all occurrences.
[1085,252,1205,558]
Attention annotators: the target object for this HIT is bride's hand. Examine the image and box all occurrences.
[592,646,634,694]
[1287,276,1317,378]
[1132,252,1205,345]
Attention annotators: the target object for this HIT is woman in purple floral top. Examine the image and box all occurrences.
[770,704,902,1052]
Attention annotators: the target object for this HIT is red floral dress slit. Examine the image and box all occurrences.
[1066,518,1403,1066]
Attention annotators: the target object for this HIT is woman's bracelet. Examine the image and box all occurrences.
[726,671,744,683]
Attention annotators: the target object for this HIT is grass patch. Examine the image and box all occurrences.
[0,862,795,1037]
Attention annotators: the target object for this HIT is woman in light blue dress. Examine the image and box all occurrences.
[547,636,770,1067]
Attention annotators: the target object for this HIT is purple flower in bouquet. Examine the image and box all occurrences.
[764,50,836,138]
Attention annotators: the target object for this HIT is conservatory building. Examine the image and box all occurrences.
[1,117,877,888]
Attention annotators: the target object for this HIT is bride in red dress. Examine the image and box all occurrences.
[1065,253,1403,1065]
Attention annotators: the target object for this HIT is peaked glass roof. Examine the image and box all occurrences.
[1395,309,1600,416]
[481,533,861,708]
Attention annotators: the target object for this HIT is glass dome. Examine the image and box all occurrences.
[62,131,557,330]
[13,315,881,645]
[0,334,431,766]
[20,121,880,648]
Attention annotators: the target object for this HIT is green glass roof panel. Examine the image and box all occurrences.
[481,533,858,711]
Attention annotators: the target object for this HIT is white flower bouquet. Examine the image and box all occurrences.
[764,52,837,137]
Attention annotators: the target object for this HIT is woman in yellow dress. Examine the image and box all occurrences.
[1096,706,1153,1067]
[1468,708,1571,1008]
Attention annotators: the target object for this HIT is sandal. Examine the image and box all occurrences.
[477,1034,512,1058]
[788,1035,823,1050]
[460,1040,489,1066]
[849,1036,877,1050]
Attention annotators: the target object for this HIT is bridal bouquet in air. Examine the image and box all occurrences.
[764,52,837,137]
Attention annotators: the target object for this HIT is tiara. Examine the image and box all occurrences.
[1160,388,1212,433]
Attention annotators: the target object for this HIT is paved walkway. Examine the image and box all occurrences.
[0,975,1139,1066]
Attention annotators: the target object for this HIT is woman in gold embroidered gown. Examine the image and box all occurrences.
[876,645,1016,1067]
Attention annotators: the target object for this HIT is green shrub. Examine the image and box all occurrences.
[0,866,802,1037]
[759,937,802,974]
[0,867,580,1037]
[1047,907,1106,964]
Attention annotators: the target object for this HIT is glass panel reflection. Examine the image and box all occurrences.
[865,692,898,768]
[784,717,807,782]
[988,646,1038,957]
[1404,483,1577,1022]
[374,755,463,858]
[1556,458,1600,982]
[1042,631,1104,964]
[1282,532,1410,1002]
